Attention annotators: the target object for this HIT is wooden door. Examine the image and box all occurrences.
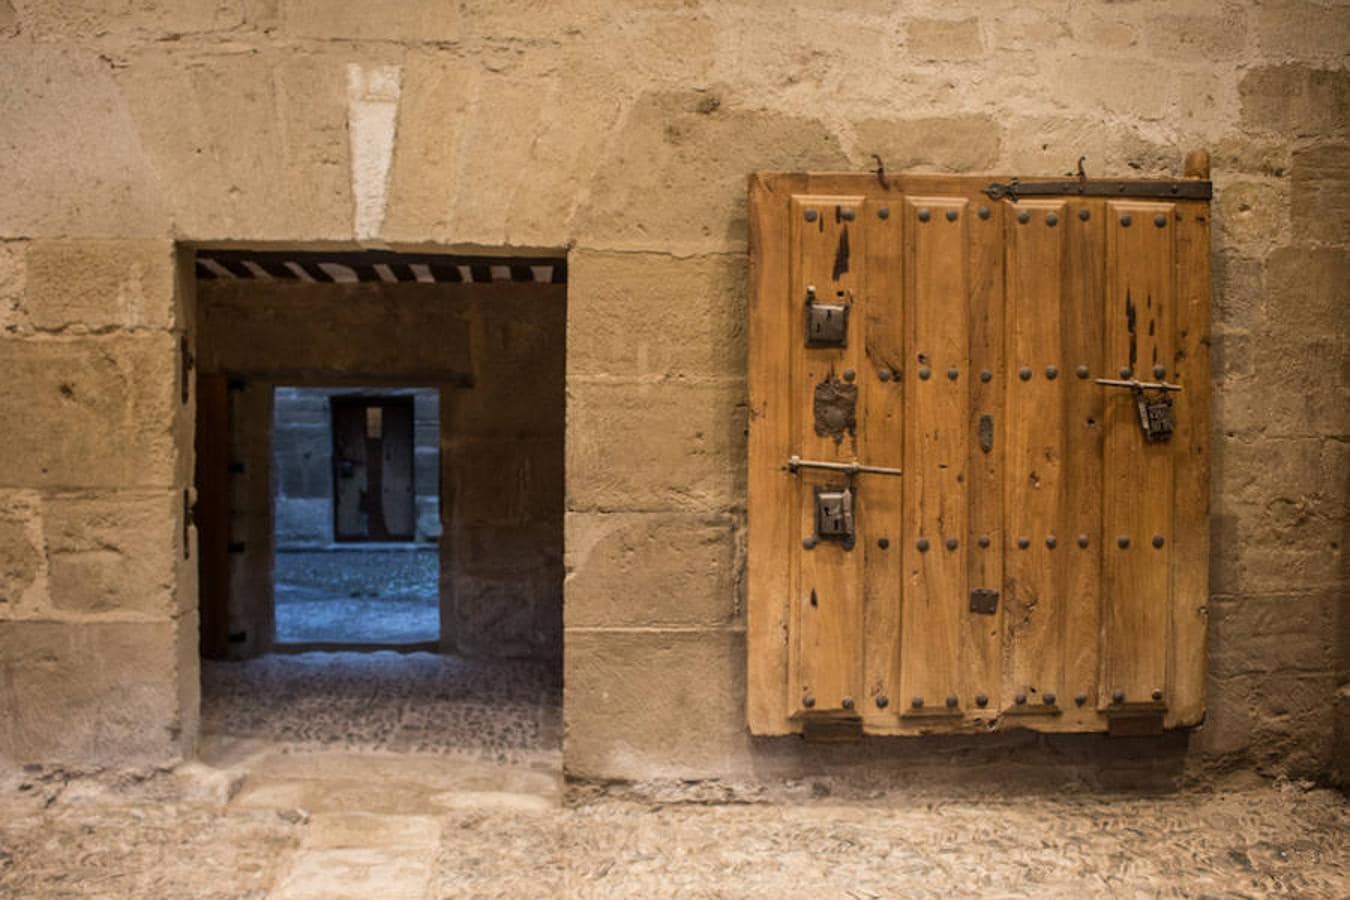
[332,396,416,541]
[195,373,232,660]
[747,167,1211,736]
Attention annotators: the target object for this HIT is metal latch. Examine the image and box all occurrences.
[814,486,855,548]
[1095,377,1181,443]
[804,285,849,347]
[788,456,902,477]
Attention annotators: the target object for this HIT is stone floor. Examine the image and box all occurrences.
[1,765,1345,898]
[2,653,1345,897]
[274,548,440,645]
[202,651,562,766]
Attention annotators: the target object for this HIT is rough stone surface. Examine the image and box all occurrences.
[0,0,1345,786]
[0,767,1345,897]
[0,335,180,490]
[43,492,181,616]
[0,621,190,766]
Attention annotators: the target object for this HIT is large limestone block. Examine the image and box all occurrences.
[853,115,1001,173]
[575,91,849,255]
[1254,0,1350,62]
[19,240,177,333]
[1240,65,1350,137]
[43,492,181,616]
[0,334,181,489]
[566,379,746,513]
[563,628,748,780]
[567,251,747,380]
[1208,592,1340,679]
[278,0,458,41]
[114,49,352,241]
[0,620,191,766]
[0,47,167,238]
[564,511,741,629]
[903,18,984,61]
[16,0,244,36]
[1291,144,1350,244]
[0,491,43,611]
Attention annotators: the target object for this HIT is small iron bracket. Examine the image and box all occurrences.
[983,178,1212,203]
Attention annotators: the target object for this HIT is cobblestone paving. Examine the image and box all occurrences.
[202,652,562,766]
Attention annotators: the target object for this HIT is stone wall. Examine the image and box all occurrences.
[0,1,1344,782]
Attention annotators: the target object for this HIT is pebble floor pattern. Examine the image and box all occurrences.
[1,774,1345,897]
[201,651,562,766]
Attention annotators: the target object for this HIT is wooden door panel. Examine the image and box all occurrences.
[1102,201,1176,712]
[962,195,1006,716]
[380,400,416,540]
[1003,198,1069,717]
[860,196,904,724]
[898,196,971,717]
[748,172,1211,737]
[789,194,867,716]
[332,400,369,540]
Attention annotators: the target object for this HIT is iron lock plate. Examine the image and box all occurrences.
[814,485,855,548]
[1137,392,1174,442]
[804,287,849,347]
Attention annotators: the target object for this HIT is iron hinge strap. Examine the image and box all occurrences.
[983,178,1212,202]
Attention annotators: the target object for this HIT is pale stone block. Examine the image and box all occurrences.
[115,49,352,241]
[21,240,177,333]
[1255,0,1350,62]
[1240,65,1350,136]
[0,491,43,611]
[564,512,741,628]
[0,621,189,767]
[1208,593,1340,678]
[566,379,746,513]
[17,0,245,36]
[279,0,458,42]
[567,251,747,380]
[574,91,849,255]
[43,491,181,616]
[0,47,167,238]
[563,628,749,781]
[904,18,984,61]
[1143,12,1248,60]
[854,115,1002,173]
[0,334,180,489]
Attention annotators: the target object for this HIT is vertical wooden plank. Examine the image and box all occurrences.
[380,399,416,540]
[1060,199,1107,723]
[195,373,232,660]
[1003,200,1068,713]
[747,175,796,734]
[899,196,969,715]
[861,193,904,723]
[1102,201,1176,710]
[963,196,1004,715]
[1168,198,1211,727]
[789,194,867,716]
[332,398,369,540]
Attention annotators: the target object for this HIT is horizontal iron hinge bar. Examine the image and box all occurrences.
[1094,378,1182,393]
[788,455,903,477]
[983,178,1212,202]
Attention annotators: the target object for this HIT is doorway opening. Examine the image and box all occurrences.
[191,247,566,762]
[272,386,441,648]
